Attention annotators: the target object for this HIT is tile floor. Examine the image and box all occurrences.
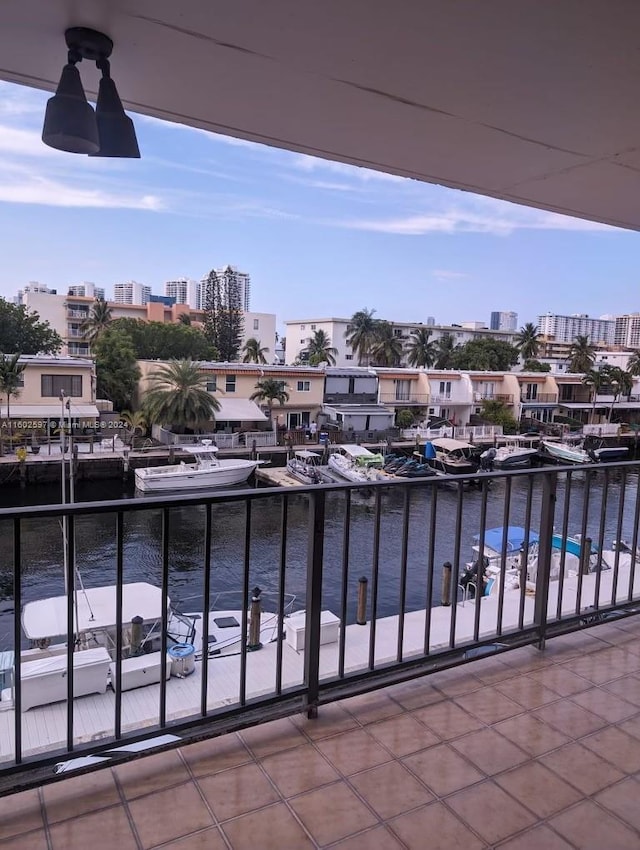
[2,618,640,849]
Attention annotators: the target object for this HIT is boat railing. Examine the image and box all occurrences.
[2,459,640,795]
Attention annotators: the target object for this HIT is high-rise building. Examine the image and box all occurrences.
[67,282,105,300]
[614,314,640,348]
[490,311,518,331]
[537,313,615,345]
[113,280,152,305]
[14,282,57,304]
[164,277,199,308]
[199,265,251,311]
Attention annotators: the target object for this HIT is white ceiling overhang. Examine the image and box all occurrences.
[2,2,640,229]
[216,398,267,422]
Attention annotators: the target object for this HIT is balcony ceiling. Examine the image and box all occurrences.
[2,1,640,230]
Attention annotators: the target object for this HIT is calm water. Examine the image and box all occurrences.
[0,467,638,646]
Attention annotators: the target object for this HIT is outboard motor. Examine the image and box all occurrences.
[480,447,496,471]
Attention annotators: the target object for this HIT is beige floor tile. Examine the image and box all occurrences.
[367,712,439,756]
[469,656,517,685]
[569,686,638,721]
[197,762,279,822]
[386,678,445,711]
[493,713,570,756]
[494,762,581,817]
[289,782,377,845]
[43,769,120,824]
[331,825,405,848]
[316,728,391,775]
[0,789,43,840]
[403,743,484,796]
[292,701,359,739]
[115,749,191,800]
[454,687,524,724]
[603,673,640,705]
[411,700,483,740]
[446,781,537,845]
[127,781,213,849]
[527,666,591,696]
[619,713,640,741]
[549,799,640,850]
[49,805,137,850]
[498,646,555,672]
[533,698,607,738]
[222,802,314,849]
[431,667,484,697]
[0,829,48,850]
[495,675,560,708]
[159,827,229,849]
[239,716,307,758]
[595,776,640,831]
[389,801,485,850]
[494,823,575,850]
[342,690,405,725]
[567,649,640,685]
[540,742,625,794]
[181,733,252,777]
[579,726,640,773]
[261,743,339,796]
[350,761,433,819]
[450,727,528,775]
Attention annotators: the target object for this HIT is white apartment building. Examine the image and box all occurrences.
[67,282,105,300]
[113,280,152,305]
[164,277,199,308]
[284,318,518,367]
[537,313,615,345]
[614,314,640,348]
[240,312,278,363]
[490,311,518,331]
[199,265,251,311]
[14,282,58,304]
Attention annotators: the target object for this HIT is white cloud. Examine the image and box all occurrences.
[0,174,164,210]
[432,269,469,280]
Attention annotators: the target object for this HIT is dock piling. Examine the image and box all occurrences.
[248,586,263,651]
[580,537,593,575]
[356,576,368,625]
[441,561,452,606]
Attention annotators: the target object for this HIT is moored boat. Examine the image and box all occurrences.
[424,438,479,475]
[286,450,323,485]
[493,436,539,469]
[134,440,260,492]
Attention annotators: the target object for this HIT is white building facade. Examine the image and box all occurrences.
[490,311,518,331]
[614,314,640,348]
[199,265,251,311]
[113,281,152,305]
[67,282,105,300]
[164,277,199,308]
[537,313,615,345]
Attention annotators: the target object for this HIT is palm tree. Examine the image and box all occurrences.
[345,308,378,365]
[600,365,633,422]
[406,327,437,367]
[433,333,458,369]
[142,359,220,432]
[305,329,338,366]
[80,297,112,344]
[370,321,404,367]
[250,378,289,428]
[177,313,192,326]
[120,409,147,445]
[627,351,640,377]
[516,323,541,360]
[582,368,606,424]
[0,353,25,439]
[242,338,269,364]
[568,335,596,373]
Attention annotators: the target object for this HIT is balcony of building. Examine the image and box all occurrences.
[474,393,514,405]
[520,393,559,404]
[379,392,430,406]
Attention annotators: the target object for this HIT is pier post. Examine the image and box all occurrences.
[580,537,592,575]
[441,562,452,606]
[130,616,143,656]
[169,446,175,465]
[248,586,263,651]
[251,440,257,461]
[357,576,368,625]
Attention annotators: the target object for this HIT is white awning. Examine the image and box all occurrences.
[0,404,100,419]
[215,399,267,422]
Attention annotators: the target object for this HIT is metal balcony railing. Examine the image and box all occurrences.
[520,393,559,403]
[379,393,430,405]
[477,393,514,404]
[1,461,639,796]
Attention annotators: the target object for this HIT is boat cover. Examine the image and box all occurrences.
[475,526,540,553]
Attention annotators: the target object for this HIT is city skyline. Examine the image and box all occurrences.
[1,80,639,330]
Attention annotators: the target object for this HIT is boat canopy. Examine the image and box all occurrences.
[474,526,540,553]
[22,582,167,641]
[184,442,219,455]
[294,450,321,460]
[431,438,474,452]
[338,444,377,458]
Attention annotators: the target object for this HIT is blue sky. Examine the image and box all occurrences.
[0,79,638,332]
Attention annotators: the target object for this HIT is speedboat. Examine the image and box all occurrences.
[286,450,323,485]
[134,440,260,492]
[424,438,479,475]
[540,439,592,465]
[328,445,384,483]
[493,436,539,469]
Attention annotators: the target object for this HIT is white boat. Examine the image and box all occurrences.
[424,438,478,475]
[541,439,592,465]
[286,450,323,485]
[134,440,260,492]
[493,436,539,469]
[327,445,383,483]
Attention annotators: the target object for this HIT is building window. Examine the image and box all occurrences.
[524,383,538,400]
[439,381,451,398]
[345,354,353,361]
[225,375,236,393]
[297,380,310,392]
[41,374,83,397]
[300,324,305,330]
[206,377,217,392]
[310,324,316,331]
[253,319,259,330]
[300,339,306,344]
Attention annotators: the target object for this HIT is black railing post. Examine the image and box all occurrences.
[533,470,557,650]
[304,490,325,719]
